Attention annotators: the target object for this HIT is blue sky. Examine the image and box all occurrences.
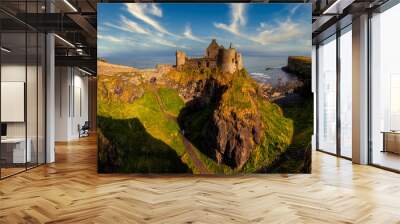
[98,3,311,63]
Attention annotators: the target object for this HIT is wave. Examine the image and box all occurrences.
[250,72,271,79]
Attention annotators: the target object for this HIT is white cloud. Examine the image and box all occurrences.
[120,16,149,34]
[214,4,246,35]
[102,21,181,49]
[98,34,124,43]
[149,4,162,17]
[125,3,174,37]
[214,4,304,46]
[183,25,206,42]
[152,38,189,49]
[289,5,301,17]
[153,38,176,48]
[103,22,131,33]
[100,4,195,51]
[250,19,302,45]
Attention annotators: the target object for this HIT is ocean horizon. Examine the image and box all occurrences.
[104,55,298,87]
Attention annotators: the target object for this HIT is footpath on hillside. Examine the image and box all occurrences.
[150,85,211,174]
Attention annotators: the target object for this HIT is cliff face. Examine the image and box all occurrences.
[173,68,293,170]
[283,56,311,80]
[98,60,294,172]
[282,56,312,97]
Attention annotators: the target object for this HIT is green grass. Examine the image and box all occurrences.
[222,72,254,110]
[265,96,313,173]
[241,97,293,173]
[98,90,186,156]
[281,98,313,149]
[98,117,190,173]
[98,86,234,174]
[98,67,302,174]
[158,87,185,116]
[176,69,294,173]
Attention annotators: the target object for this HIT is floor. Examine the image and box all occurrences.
[0,136,400,223]
[0,167,25,178]
[372,150,400,171]
[1,163,44,178]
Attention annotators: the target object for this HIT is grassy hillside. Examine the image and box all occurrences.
[98,86,188,168]
[173,68,293,172]
[98,77,233,173]
[266,96,313,173]
[98,117,190,173]
[98,61,298,174]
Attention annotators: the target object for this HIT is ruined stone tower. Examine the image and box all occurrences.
[218,46,237,74]
[216,43,243,74]
[236,52,243,71]
[176,39,244,74]
[176,50,186,69]
[206,39,220,59]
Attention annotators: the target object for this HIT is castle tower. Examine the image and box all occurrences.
[206,39,220,59]
[236,52,243,71]
[176,50,186,69]
[218,47,237,74]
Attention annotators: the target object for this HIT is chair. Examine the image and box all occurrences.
[78,121,90,138]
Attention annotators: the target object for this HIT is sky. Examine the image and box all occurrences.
[98,3,311,66]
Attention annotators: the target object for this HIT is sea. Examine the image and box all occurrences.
[106,55,297,87]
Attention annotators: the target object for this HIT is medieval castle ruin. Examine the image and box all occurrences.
[176,39,243,74]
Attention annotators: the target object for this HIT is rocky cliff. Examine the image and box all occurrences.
[170,68,293,170]
[282,56,311,79]
[98,61,294,172]
[281,56,312,97]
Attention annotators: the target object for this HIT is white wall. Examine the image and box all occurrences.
[54,67,89,141]
[55,66,70,141]
[0,64,42,138]
[1,64,26,139]
[1,63,46,164]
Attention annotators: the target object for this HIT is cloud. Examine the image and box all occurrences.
[120,16,149,34]
[125,3,174,36]
[149,4,162,17]
[250,19,302,45]
[99,4,181,48]
[103,22,131,33]
[289,4,301,16]
[153,38,176,48]
[183,25,206,42]
[103,17,150,36]
[214,4,246,35]
[98,34,124,43]
[214,4,304,46]
[152,38,189,49]
[102,21,181,49]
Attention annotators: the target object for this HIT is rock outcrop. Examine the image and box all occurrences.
[282,56,312,97]
[176,69,292,169]
[282,56,311,79]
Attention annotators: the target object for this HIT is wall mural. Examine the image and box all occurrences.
[97,3,312,174]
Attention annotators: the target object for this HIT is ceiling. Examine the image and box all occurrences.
[0,0,97,74]
[1,0,394,74]
[311,0,391,44]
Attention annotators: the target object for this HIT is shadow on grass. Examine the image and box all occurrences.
[177,78,226,162]
[263,94,313,173]
[98,116,191,173]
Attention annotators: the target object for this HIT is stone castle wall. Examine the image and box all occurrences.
[185,58,217,70]
[176,39,243,74]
